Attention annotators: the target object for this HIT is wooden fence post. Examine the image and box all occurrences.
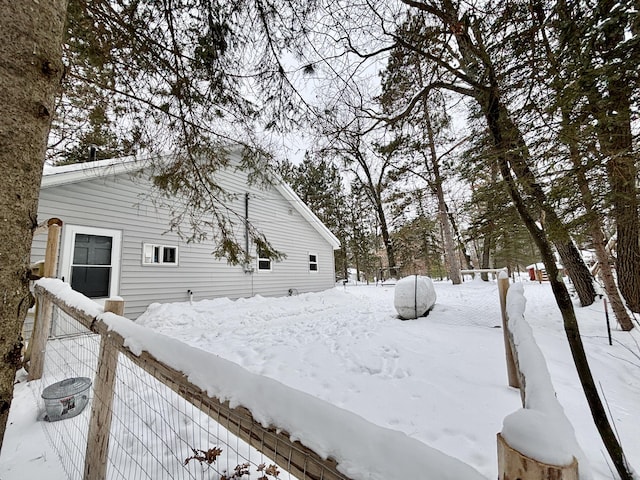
[498,272,520,389]
[28,220,62,381]
[103,298,125,317]
[497,433,578,480]
[84,298,124,480]
[43,219,62,277]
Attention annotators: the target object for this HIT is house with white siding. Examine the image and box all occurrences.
[31,152,340,319]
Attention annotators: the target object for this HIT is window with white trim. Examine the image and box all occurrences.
[257,246,272,271]
[309,253,318,272]
[143,244,178,265]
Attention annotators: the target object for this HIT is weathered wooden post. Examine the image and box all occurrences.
[498,272,520,389]
[28,219,62,380]
[497,434,578,480]
[23,262,44,361]
[43,218,63,277]
[84,298,124,480]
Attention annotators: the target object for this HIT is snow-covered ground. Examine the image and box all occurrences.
[1,277,638,479]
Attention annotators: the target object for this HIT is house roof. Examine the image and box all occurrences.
[42,155,152,187]
[41,156,341,249]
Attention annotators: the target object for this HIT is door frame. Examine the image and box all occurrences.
[60,224,123,299]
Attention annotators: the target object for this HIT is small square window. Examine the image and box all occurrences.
[143,244,178,265]
[258,259,271,270]
[257,246,272,271]
[309,253,318,272]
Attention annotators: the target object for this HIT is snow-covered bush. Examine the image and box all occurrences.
[393,275,437,320]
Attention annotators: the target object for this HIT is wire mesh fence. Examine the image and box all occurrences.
[31,288,349,480]
[38,308,98,479]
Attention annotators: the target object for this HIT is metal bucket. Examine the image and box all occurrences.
[41,377,91,422]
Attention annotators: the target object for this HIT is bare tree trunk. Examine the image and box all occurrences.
[339,243,348,281]
[425,114,461,284]
[447,209,473,270]
[554,241,598,303]
[583,63,640,313]
[599,91,640,312]
[423,236,432,277]
[416,198,434,277]
[481,162,498,281]
[0,0,68,448]
[375,200,398,278]
[355,254,360,283]
[594,233,634,330]
[480,237,492,281]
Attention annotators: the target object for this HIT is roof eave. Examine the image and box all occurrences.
[41,157,147,188]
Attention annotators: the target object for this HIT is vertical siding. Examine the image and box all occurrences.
[32,157,337,318]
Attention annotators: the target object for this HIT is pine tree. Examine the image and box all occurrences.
[379,18,462,284]
[276,155,350,280]
[390,190,444,278]
[551,0,640,314]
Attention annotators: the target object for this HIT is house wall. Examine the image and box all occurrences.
[32,160,337,318]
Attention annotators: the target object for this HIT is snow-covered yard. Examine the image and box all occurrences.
[1,277,638,479]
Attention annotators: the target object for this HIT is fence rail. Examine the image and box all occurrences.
[30,279,489,480]
[31,282,350,480]
[459,268,508,282]
[25,271,591,480]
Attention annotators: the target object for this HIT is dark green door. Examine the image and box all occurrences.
[70,234,113,298]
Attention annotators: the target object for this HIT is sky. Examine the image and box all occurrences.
[1,276,638,479]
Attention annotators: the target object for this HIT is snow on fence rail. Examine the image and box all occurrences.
[30,278,487,480]
[498,275,588,480]
[459,268,507,281]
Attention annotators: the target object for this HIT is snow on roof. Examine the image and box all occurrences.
[42,155,153,187]
[41,154,340,249]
